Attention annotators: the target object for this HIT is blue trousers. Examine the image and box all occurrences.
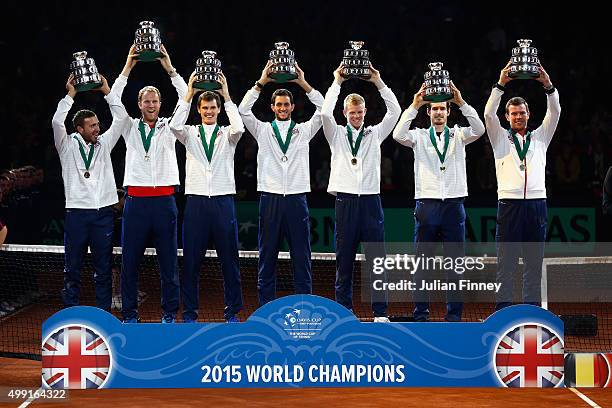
[121,195,179,320]
[182,195,243,321]
[413,198,465,322]
[495,199,547,310]
[257,193,312,306]
[335,193,388,317]
[62,206,114,311]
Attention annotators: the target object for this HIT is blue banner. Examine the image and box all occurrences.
[41,295,564,389]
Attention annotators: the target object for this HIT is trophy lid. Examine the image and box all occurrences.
[349,41,365,50]
[73,51,88,60]
[428,62,444,71]
[139,21,155,28]
[274,42,289,50]
[517,39,533,47]
[202,50,217,58]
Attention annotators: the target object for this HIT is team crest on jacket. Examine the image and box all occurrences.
[494,323,564,387]
[42,324,112,389]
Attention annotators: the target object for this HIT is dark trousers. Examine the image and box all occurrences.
[62,206,114,311]
[121,195,179,320]
[413,198,465,321]
[182,195,243,321]
[257,193,312,306]
[495,199,547,310]
[335,193,388,317]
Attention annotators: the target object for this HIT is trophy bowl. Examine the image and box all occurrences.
[134,21,162,62]
[268,42,297,83]
[341,41,371,79]
[423,62,453,102]
[194,51,222,91]
[508,39,540,79]
[70,51,102,92]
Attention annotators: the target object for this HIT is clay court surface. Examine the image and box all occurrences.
[0,357,610,407]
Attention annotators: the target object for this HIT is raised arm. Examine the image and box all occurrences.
[392,84,425,148]
[484,62,513,152]
[450,81,485,145]
[532,65,560,147]
[158,45,188,100]
[218,73,245,144]
[289,63,323,140]
[98,75,130,149]
[238,61,273,140]
[368,65,401,143]
[109,45,138,101]
[51,75,77,154]
[168,71,195,145]
[321,65,343,143]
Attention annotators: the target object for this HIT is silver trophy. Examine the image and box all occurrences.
[341,41,371,79]
[268,42,297,83]
[423,62,453,102]
[70,51,102,92]
[194,51,222,91]
[509,39,540,79]
[134,21,162,62]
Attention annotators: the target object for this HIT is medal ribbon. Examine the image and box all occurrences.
[271,120,296,155]
[428,126,450,165]
[198,124,220,163]
[346,125,365,157]
[138,120,156,153]
[509,129,532,162]
[73,136,94,170]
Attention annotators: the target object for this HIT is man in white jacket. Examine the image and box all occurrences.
[169,72,244,323]
[393,81,485,322]
[109,45,187,323]
[238,61,323,307]
[52,74,129,311]
[483,62,560,310]
[322,63,401,321]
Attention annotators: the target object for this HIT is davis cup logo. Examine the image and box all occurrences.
[42,324,112,389]
[284,309,301,328]
[280,307,323,340]
[494,323,564,388]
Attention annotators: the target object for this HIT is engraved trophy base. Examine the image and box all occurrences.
[423,93,453,102]
[193,80,221,91]
[268,72,298,83]
[135,50,163,62]
[340,67,371,80]
[75,82,103,92]
[508,70,540,79]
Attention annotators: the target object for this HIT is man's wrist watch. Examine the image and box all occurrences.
[544,84,556,94]
[255,81,264,90]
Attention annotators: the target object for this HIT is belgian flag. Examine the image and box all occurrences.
[564,353,612,387]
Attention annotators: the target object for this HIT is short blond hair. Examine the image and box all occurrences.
[138,86,161,102]
[343,93,365,109]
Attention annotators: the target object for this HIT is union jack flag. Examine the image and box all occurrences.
[42,325,112,389]
[495,324,564,387]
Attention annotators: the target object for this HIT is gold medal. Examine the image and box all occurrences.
[351,157,357,165]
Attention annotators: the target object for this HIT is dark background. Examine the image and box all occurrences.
[1,1,610,244]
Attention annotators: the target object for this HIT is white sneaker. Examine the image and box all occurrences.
[373,316,390,323]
